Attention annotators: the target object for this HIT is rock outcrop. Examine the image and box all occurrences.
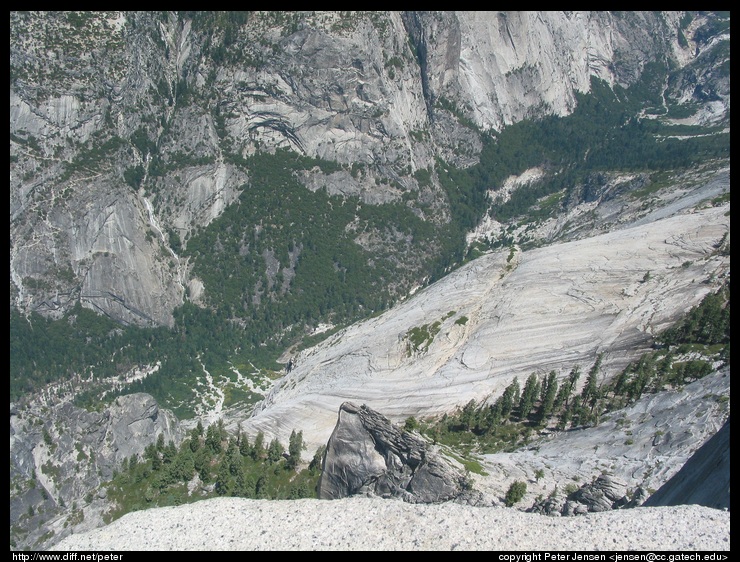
[10,392,182,551]
[477,367,729,516]
[528,474,654,517]
[562,475,636,515]
[317,402,477,504]
[243,191,730,455]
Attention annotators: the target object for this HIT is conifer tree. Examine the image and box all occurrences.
[215,458,233,496]
[251,431,265,461]
[537,371,558,423]
[239,432,252,458]
[519,373,540,422]
[287,429,305,470]
[267,437,284,464]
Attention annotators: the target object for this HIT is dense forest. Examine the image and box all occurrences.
[101,423,322,524]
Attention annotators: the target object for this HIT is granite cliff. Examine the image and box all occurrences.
[10,11,728,327]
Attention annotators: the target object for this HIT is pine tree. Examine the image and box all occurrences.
[308,445,325,473]
[519,373,540,422]
[215,458,233,496]
[287,429,305,471]
[226,439,242,476]
[172,447,195,482]
[162,441,177,465]
[267,437,284,464]
[205,423,223,455]
[235,468,255,498]
[556,365,580,411]
[581,354,602,424]
[255,472,268,499]
[537,371,558,423]
[460,399,477,431]
[194,447,212,483]
[151,451,162,472]
[504,480,527,507]
[239,432,252,458]
[500,378,519,422]
[251,431,265,461]
[556,404,572,431]
[485,400,503,431]
[189,435,201,453]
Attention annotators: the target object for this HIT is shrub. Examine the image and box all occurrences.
[404,416,419,432]
[504,480,527,507]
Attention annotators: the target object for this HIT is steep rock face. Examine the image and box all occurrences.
[643,419,730,510]
[317,402,475,504]
[9,11,709,326]
[426,12,639,130]
[10,392,182,550]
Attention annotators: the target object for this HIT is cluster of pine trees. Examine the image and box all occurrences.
[105,420,323,524]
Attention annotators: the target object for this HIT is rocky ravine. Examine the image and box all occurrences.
[14,172,729,551]
[10,393,183,550]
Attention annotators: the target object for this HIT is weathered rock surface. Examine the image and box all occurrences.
[241,189,730,455]
[564,475,632,514]
[317,402,479,504]
[643,418,730,510]
[52,498,730,551]
[9,392,182,551]
[8,11,730,552]
[475,367,729,513]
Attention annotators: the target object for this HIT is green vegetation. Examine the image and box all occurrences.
[441,70,729,238]
[403,312,459,356]
[504,480,527,506]
[59,136,125,182]
[104,421,321,523]
[11,147,444,416]
[405,321,442,355]
[9,12,729,426]
[185,148,433,333]
[658,283,730,349]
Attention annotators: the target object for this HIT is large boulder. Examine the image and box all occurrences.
[562,474,632,515]
[317,402,474,504]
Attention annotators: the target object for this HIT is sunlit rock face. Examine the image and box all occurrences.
[10,392,182,549]
[11,11,717,326]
